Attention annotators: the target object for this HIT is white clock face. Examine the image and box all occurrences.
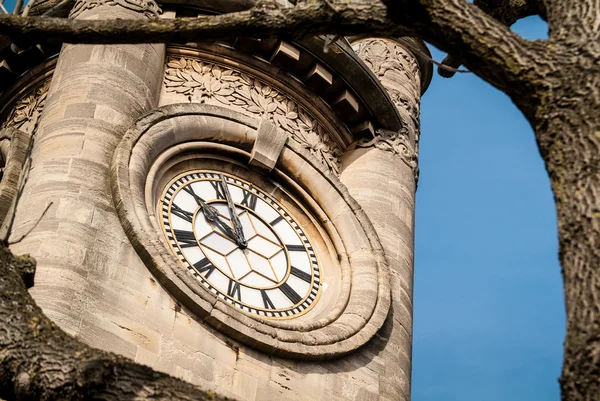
[160,170,321,318]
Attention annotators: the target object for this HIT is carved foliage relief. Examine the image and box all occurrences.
[353,39,422,155]
[1,79,51,135]
[164,57,342,175]
[70,0,161,19]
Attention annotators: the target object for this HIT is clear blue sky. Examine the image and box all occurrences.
[2,2,563,398]
[413,17,564,401]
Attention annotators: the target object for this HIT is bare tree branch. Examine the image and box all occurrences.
[0,1,405,45]
[0,0,547,101]
[379,0,548,104]
[439,0,547,78]
[0,245,231,400]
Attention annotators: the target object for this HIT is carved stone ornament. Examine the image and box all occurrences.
[353,39,422,157]
[69,0,161,19]
[164,57,342,175]
[111,103,391,360]
[357,128,419,182]
[1,79,51,135]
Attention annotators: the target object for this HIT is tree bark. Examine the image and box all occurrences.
[0,245,232,400]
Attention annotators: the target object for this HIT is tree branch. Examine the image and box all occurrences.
[0,245,230,400]
[381,0,547,102]
[0,1,406,45]
[0,0,547,103]
[439,0,547,78]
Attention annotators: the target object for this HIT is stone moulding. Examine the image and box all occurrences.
[111,103,391,360]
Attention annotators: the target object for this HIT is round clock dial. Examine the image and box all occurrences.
[160,170,321,318]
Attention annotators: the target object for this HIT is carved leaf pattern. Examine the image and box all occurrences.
[356,128,419,183]
[1,79,51,135]
[69,0,161,19]
[164,57,342,175]
[354,39,422,156]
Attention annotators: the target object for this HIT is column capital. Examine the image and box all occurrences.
[352,37,425,175]
[356,128,419,183]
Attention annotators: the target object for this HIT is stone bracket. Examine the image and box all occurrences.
[249,119,288,173]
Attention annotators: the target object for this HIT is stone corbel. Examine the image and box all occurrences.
[356,128,419,183]
[249,118,288,173]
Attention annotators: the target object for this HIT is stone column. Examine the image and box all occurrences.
[340,37,429,401]
[10,0,165,338]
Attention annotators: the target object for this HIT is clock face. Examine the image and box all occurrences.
[160,170,321,318]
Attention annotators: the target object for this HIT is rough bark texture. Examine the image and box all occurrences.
[0,0,599,400]
[0,245,232,400]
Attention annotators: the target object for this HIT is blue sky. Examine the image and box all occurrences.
[1,2,563,398]
[413,17,564,401]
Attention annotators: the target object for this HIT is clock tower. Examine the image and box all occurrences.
[0,0,431,400]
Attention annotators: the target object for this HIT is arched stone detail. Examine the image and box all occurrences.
[111,103,391,360]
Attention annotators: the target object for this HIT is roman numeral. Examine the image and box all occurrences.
[241,189,258,210]
[210,180,226,199]
[290,266,312,283]
[279,282,302,305]
[183,185,205,204]
[227,280,242,301]
[173,229,197,248]
[286,244,305,252]
[270,215,284,226]
[170,203,193,223]
[261,290,275,310]
[193,258,215,278]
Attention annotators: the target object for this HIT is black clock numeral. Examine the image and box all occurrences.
[170,203,194,223]
[194,258,215,278]
[241,189,258,210]
[173,229,197,248]
[261,290,275,310]
[227,280,242,301]
[286,244,305,252]
[290,266,312,283]
[183,185,206,204]
[210,180,226,200]
[270,215,284,226]
[280,282,302,305]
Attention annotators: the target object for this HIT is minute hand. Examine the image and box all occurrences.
[220,174,248,248]
[183,184,241,244]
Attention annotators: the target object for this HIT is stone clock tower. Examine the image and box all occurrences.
[0,1,431,400]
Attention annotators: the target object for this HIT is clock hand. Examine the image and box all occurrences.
[220,174,248,248]
[183,184,241,244]
[211,215,243,244]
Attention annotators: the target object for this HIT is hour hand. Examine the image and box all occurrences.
[220,174,248,248]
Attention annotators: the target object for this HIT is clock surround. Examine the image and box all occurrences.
[111,103,391,359]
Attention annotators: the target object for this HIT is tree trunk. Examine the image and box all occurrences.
[527,42,600,400]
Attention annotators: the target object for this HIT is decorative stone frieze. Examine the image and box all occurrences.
[69,0,161,19]
[164,56,342,175]
[353,38,422,157]
[356,128,419,182]
[1,79,51,135]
